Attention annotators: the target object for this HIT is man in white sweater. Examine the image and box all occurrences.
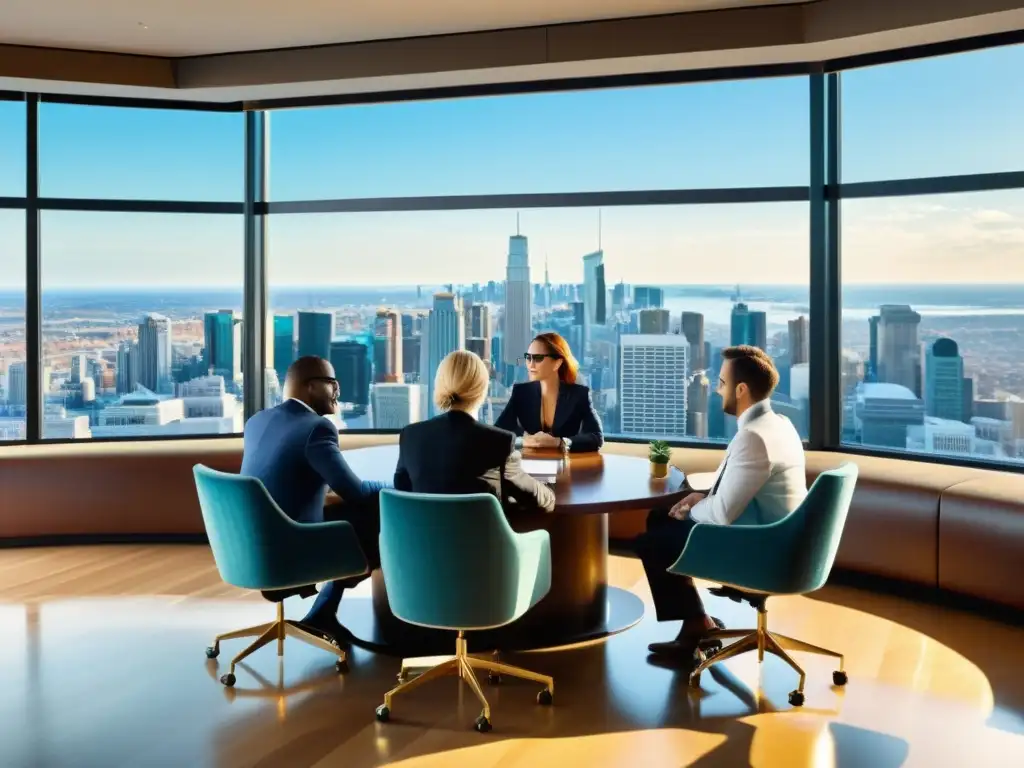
[635,345,807,658]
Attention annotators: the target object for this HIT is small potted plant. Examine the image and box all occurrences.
[649,440,672,479]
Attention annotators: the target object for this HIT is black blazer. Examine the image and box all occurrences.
[394,410,555,512]
[494,381,604,453]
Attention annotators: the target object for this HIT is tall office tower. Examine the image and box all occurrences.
[730,303,767,350]
[426,292,465,416]
[788,315,810,365]
[961,377,974,424]
[617,334,689,438]
[582,251,605,332]
[469,303,492,340]
[639,308,671,334]
[569,301,586,360]
[373,308,403,383]
[116,341,139,394]
[402,336,421,378]
[69,355,86,385]
[401,313,414,338]
[297,310,334,359]
[686,373,710,439]
[137,313,172,394]
[595,263,607,324]
[612,281,629,312]
[330,339,372,410]
[633,286,665,309]
[878,304,922,396]
[544,257,552,309]
[371,383,422,430]
[503,233,532,369]
[203,310,242,382]
[925,338,966,421]
[681,312,705,371]
[8,361,26,405]
[868,315,880,381]
[273,314,295,384]
[466,337,492,367]
[86,358,104,392]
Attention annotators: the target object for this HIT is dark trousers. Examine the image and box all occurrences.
[306,493,381,620]
[633,507,706,623]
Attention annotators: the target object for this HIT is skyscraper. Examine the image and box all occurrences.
[582,251,605,331]
[466,337,492,367]
[788,315,809,365]
[330,339,372,410]
[374,308,403,384]
[730,303,767,350]
[297,310,333,359]
[569,301,586,360]
[868,315,880,381]
[137,313,172,394]
[925,337,965,421]
[116,341,139,395]
[204,310,242,382]
[633,286,664,309]
[426,293,464,417]
[681,312,705,371]
[8,361,26,406]
[878,304,922,396]
[371,383,421,429]
[273,314,295,384]
[639,308,670,334]
[686,373,710,439]
[469,304,492,339]
[617,334,689,438]
[503,232,532,370]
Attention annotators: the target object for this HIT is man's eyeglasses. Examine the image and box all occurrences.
[305,376,339,391]
[521,353,560,363]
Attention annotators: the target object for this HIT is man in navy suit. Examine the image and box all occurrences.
[241,355,387,643]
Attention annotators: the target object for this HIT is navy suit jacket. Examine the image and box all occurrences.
[494,381,604,453]
[241,400,384,524]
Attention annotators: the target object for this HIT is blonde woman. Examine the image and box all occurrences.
[394,350,555,513]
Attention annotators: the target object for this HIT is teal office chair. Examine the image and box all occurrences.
[374,489,554,733]
[670,463,858,706]
[193,465,369,687]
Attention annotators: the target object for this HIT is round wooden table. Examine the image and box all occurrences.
[337,444,688,655]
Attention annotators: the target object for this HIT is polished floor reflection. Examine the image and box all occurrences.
[0,545,1021,767]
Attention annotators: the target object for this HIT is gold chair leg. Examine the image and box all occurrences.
[398,654,456,681]
[209,621,274,652]
[771,633,845,672]
[459,657,491,721]
[706,628,758,642]
[468,657,554,697]
[229,624,280,675]
[689,632,759,687]
[283,621,347,664]
[765,632,806,694]
[757,611,767,662]
[381,657,460,709]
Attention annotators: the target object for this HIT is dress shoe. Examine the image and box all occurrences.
[647,616,725,656]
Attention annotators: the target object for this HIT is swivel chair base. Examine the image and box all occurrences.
[690,587,847,706]
[205,602,347,687]
[376,631,554,732]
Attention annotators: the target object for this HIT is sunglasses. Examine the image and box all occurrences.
[521,353,560,363]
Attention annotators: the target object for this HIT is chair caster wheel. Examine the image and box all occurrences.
[474,715,492,733]
[375,705,390,722]
[537,688,553,706]
[220,673,236,687]
[788,690,805,706]
[833,670,848,686]
[487,672,501,685]
[205,646,219,659]
[335,659,349,674]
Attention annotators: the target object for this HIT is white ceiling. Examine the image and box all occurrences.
[0,0,808,57]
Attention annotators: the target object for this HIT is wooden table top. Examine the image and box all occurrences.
[343,444,688,515]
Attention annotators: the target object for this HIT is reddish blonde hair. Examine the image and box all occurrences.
[532,332,579,385]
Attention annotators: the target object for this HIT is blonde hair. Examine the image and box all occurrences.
[434,350,489,412]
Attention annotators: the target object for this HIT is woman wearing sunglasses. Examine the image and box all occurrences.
[494,332,604,453]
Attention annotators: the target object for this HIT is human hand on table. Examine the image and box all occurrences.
[523,432,562,449]
[669,492,706,520]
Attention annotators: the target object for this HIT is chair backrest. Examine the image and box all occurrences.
[787,462,859,593]
[379,489,523,630]
[193,464,294,589]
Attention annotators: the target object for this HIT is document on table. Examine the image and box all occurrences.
[521,459,560,484]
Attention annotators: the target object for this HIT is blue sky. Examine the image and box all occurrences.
[0,42,1022,288]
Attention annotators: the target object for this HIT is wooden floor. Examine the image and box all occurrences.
[0,546,1022,768]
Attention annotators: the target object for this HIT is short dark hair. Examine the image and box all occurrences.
[721,345,779,400]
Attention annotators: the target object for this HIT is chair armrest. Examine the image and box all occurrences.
[275,519,369,587]
[512,529,552,617]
